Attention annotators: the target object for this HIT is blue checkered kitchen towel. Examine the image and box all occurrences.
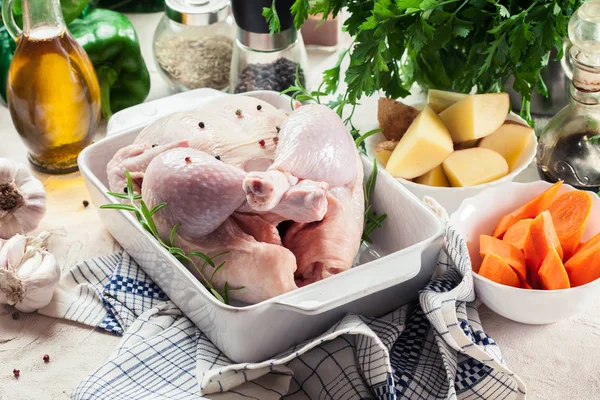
[38,223,526,400]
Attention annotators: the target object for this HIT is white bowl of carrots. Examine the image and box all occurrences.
[450,180,600,324]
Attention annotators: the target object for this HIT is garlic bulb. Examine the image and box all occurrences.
[0,232,60,312]
[0,158,47,239]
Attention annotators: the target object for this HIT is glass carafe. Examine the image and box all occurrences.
[2,0,101,174]
[537,0,600,191]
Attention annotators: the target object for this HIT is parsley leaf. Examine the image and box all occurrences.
[291,0,310,29]
[263,0,281,33]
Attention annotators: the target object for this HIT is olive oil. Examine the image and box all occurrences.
[7,27,101,173]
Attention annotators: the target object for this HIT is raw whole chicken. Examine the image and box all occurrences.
[107,96,364,303]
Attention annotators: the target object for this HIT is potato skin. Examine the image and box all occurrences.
[377,98,419,141]
[375,140,398,153]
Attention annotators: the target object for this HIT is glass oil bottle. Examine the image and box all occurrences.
[537,0,600,192]
[2,0,101,173]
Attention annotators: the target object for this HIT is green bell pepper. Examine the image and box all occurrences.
[68,9,150,119]
[12,0,90,27]
[95,0,165,13]
[0,3,16,105]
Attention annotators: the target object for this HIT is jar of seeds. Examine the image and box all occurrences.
[153,0,235,93]
[229,0,309,94]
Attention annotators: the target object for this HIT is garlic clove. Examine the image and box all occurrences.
[15,253,60,313]
[0,158,47,239]
[0,234,28,270]
[0,267,23,306]
[0,158,14,182]
[17,176,45,199]
[16,251,43,279]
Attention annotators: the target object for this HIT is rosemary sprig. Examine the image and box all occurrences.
[362,160,387,244]
[100,170,241,305]
[590,134,600,145]
[280,66,328,109]
[281,71,387,243]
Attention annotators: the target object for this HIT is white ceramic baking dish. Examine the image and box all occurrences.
[79,90,445,362]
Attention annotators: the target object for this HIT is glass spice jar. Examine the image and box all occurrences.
[301,13,339,52]
[537,0,600,192]
[152,0,235,93]
[229,0,309,94]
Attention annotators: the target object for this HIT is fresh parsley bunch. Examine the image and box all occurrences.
[280,0,582,122]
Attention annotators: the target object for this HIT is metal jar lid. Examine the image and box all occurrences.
[165,0,230,26]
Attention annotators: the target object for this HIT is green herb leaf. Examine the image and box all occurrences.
[189,251,216,268]
[99,203,139,212]
[150,202,167,216]
[355,128,383,150]
[169,222,180,246]
[140,200,158,236]
[210,288,225,303]
[291,0,310,29]
[498,5,510,18]
[125,170,135,201]
[106,192,130,200]
[263,0,281,33]
[223,282,230,304]
[210,261,226,285]
[365,159,378,202]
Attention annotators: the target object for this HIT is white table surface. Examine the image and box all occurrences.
[1,12,599,400]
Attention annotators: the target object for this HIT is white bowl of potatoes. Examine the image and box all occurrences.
[365,89,537,213]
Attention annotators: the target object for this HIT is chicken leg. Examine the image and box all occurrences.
[242,104,359,214]
[142,148,297,303]
[142,148,247,239]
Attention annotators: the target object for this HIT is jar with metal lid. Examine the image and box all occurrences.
[152,0,235,93]
[229,0,309,94]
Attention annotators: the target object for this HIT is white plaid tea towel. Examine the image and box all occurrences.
[38,225,526,400]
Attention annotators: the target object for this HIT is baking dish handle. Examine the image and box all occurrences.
[273,250,422,314]
[423,196,449,224]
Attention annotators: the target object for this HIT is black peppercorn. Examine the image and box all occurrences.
[198,122,205,129]
[234,58,305,94]
[257,105,262,111]
[152,144,158,148]
[83,200,89,208]
[123,187,128,194]
[215,155,221,160]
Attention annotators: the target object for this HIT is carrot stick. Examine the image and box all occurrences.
[480,235,527,282]
[478,253,520,288]
[524,210,563,287]
[564,231,600,287]
[503,218,533,252]
[538,246,570,290]
[548,191,593,260]
[493,181,563,238]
